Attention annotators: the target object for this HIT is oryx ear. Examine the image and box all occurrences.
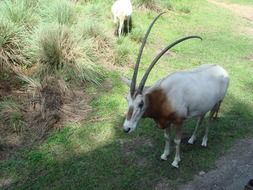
[121,76,131,87]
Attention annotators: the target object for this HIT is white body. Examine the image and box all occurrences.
[149,64,229,118]
[111,0,132,36]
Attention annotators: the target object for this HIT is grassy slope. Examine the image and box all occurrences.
[1,0,253,189]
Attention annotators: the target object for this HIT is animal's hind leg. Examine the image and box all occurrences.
[212,100,222,120]
[127,17,130,34]
[201,107,217,147]
[118,19,124,37]
[188,114,205,144]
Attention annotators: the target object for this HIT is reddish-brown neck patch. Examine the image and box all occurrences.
[143,89,183,128]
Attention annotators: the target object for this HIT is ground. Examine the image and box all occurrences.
[179,138,253,190]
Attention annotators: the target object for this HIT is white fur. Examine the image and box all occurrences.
[151,64,229,118]
[111,0,132,37]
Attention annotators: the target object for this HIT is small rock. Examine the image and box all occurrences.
[199,171,206,176]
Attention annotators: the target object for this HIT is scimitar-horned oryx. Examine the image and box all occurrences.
[122,12,229,168]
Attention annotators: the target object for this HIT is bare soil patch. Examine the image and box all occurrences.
[208,0,253,37]
[208,0,253,21]
[179,138,253,190]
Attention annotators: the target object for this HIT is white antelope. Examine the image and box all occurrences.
[111,0,133,37]
[122,13,229,168]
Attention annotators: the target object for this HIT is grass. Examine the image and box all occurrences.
[0,98,24,133]
[0,0,38,28]
[0,0,253,189]
[39,0,75,25]
[26,22,103,84]
[0,18,27,67]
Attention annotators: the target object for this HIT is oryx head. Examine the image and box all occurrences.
[123,12,202,133]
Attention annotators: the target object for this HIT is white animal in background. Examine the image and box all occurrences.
[111,0,133,37]
[122,13,229,168]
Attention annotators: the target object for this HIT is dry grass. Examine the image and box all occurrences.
[26,23,102,84]
[0,18,27,67]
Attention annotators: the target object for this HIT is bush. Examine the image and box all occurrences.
[0,18,27,67]
[130,26,145,43]
[39,0,75,25]
[113,38,134,66]
[0,0,38,28]
[133,0,162,11]
[133,0,175,11]
[27,24,102,84]
[0,98,25,133]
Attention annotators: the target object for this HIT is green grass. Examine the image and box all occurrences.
[1,0,253,189]
[39,0,75,25]
[0,0,38,28]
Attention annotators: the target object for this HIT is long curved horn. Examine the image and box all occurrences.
[137,36,202,93]
[130,12,166,96]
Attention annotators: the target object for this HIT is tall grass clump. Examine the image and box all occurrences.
[133,0,162,11]
[27,24,102,84]
[0,0,38,28]
[76,2,113,64]
[39,0,75,25]
[0,18,27,67]
[130,26,145,43]
[77,18,112,52]
[113,38,135,66]
[0,98,25,133]
[133,0,174,11]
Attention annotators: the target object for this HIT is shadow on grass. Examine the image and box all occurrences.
[3,93,253,190]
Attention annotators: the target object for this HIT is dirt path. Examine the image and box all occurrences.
[178,138,253,190]
[208,0,253,21]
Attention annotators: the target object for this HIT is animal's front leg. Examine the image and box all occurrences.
[160,126,171,160]
[188,114,205,144]
[172,123,182,168]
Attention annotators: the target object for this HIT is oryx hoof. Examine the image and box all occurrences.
[160,154,168,161]
[201,141,208,147]
[171,160,179,168]
[188,136,196,144]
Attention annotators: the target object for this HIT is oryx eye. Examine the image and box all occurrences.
[139,101,144,108]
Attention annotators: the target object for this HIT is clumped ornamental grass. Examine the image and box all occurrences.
[39,0,75,25]
[133,0,174,11]
[0,18,27,67]
[0,98,25,133]
[113,38,135,66]
[27,24,102,84]
[0,0,38,28]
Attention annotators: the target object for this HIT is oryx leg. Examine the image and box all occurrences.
[118,18,124,37]
[172,123,182,168]
[127,17,130,34]
[201,105,217,147]
[212,100,222,120]
[160,126,171,160]
[188,114,205,144]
